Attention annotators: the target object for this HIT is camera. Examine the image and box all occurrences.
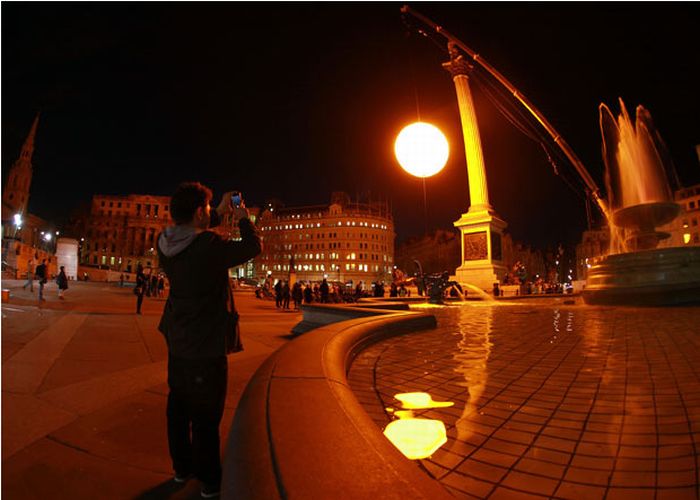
[231,191,242,208]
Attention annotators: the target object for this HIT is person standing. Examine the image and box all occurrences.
[282,280,291,310]
[56,266,69,300]
[135,267,146,314]
[320,278,330,303]
[303,283,313,304]
[157,182,261,498]
[23,259,34,292]
[274,279,282,309]
[35,259,47,302]
[292,281,303,310]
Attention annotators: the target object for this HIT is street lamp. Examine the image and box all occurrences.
[394,122,449,178]
[394,121,449,235]
[13,213,23,240]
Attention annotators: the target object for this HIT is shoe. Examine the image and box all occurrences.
[200,483,221,498]
[173,472,192,483]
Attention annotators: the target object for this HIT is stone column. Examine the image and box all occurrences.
[443,42,508,291]
[443,44,491,214]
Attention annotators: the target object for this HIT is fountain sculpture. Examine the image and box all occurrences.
[582,99,700,306]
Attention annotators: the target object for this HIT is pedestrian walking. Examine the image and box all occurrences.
[23,259,34,292]
[157,182,261,498]
[119,273,125,287]
[35,259,48,302]
[158,275,165,297]
[56,266,69,300]
[303,284,313,304]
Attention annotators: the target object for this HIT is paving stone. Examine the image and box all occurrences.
[348,304,700,498]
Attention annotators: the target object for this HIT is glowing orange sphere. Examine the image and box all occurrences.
[394,122,449,178]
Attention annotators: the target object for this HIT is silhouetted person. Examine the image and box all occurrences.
[282,280,291,309]
[274,280,282,308]
[304,284,313,304]
[56,266,68,300]
[35,259,47,302]
[320,279,330,303]
[135,268,146,314]
[292,281,303,310]
[157,182,261,498]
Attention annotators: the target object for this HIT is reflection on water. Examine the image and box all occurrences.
[351,302,700,495]
[383,392,454,460]
[452,305,493,443]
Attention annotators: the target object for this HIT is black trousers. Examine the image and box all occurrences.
[167,355,228,485]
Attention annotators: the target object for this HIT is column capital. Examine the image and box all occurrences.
[441,42,473,78]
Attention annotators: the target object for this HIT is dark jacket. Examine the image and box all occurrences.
[56,271,69,290]
[157,218,261,359]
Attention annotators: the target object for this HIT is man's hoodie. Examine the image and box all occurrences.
[157,218,261,359]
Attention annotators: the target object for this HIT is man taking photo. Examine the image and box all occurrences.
[157,182,261,498]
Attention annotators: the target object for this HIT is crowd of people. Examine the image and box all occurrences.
[256,277,407,308]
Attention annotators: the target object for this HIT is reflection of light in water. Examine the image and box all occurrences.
[383,392,453,460]
[384,419,447,460]
[395,392,455,409]
[453,305,493,443]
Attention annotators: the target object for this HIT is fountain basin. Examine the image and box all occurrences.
[583,246,700,306]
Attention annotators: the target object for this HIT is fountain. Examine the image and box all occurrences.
[582,99,700,306]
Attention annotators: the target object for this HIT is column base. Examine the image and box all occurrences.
[452,263,507,292]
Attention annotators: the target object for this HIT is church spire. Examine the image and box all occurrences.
[20,113,40,163]
[2,113,39,217]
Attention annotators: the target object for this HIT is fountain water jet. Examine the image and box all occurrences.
[582,99,700,306]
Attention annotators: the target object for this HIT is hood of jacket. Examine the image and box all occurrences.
[158,225,199,257]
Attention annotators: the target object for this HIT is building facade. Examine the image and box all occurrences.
[659,183,700,247]
[395,229,546,285]
[256,192,394,284]
[81,193,260,275]
[82,194,172,272]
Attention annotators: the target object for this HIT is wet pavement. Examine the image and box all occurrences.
[348,300,700,499]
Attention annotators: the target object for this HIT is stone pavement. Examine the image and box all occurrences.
[348,302,700,499]
[1,280,301,499]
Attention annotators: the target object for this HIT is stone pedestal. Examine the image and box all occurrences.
[452,209,507,291]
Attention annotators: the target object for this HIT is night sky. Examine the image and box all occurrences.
[3,2,699,250]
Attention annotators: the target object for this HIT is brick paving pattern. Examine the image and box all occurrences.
[348,302,700,499]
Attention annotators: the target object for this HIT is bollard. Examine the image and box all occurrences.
[2,289,10,302]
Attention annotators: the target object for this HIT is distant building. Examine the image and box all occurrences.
[256,192,394,284]
[395,228,546,284]
[81,193,260,276]
[395,230,461,276]
[82,194,172,272]
[658,183,700,247]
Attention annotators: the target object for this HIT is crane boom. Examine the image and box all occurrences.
[401,5,610,220]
